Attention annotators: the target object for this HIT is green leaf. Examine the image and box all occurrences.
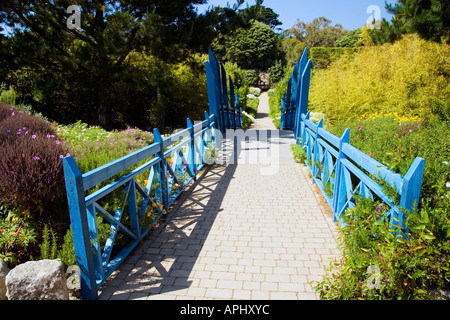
[423,233,436,240]
[413,224,426,231]
[420,211,429,224]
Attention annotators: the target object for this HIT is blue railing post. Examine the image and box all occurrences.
[205,62,220,132]
[398,157,426,227]
[295,60,312,140]
[300,111,310,147]
[236,94,242,128]
[332,128,350,222]
[187,118,196,181]
[229,76,236,129]
[153,128,169,212]
[128,180,140,239]
[312,118,324,184]
[220,63,229,130]
[62,156,98,300]
[286,77,292,130]
[280,94,286,130]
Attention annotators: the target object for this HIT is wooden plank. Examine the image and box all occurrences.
[128,179,140,240]
[298,59,312,118]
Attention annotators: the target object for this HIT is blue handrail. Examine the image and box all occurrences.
[63,51,242,300]
[282,49,426,230]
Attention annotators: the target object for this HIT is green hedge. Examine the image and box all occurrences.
[309,47,356,69]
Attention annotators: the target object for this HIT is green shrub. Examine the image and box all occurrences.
[267,60,284,85]
[309,47,356,69]
[290,141,307,163]
[0,207,38,266]
[58,123,154,174]
[313,192,450,299]
[58,227,76,267]
[335,28,363,47]
[224,62,248,89]
[0,87,17,106]
[40,225,58,260]
[243,69,259,87]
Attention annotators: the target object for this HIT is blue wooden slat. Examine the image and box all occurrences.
[280,95,286,129]
[85,156,161,206]
[229,76,236,129]
[318,127,340,149]
[86,204,104,281]
[128,179,140,240]
[187,118,196,179]
[94,202,137,240]
[304,119,318,132]
[82,143,160,191]
[317,137,340,159]
[340,158,398,209]
[341,143,404,192]
[153,128,169,210]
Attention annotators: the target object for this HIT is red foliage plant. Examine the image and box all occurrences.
[0,112,67,218]
[0,103,12,122]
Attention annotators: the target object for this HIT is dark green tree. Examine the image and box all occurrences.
[386,0,450,43]
[214,20,279,71]
[0,0,206,129]
[369,0,450,44]
[238,0,282,30]
[335,28,363,47]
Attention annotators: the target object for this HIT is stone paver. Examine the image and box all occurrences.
[98,92,341,300]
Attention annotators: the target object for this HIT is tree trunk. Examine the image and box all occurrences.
[98,78,112,130]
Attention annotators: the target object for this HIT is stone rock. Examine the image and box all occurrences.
[6,259,69,300]
[0,258,10,300]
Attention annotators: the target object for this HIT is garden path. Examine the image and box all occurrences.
[98,92,341,300]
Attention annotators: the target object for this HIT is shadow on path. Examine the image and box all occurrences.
[99,163,237,299]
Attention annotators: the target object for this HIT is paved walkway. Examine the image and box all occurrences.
[98,92,341,300]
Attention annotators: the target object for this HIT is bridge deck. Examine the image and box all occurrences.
[98,92,341,300]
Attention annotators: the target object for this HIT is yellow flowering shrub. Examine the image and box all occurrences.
[309,34,450,123]
[362,112,422,123]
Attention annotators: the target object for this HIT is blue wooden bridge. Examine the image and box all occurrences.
[63,49,425,300]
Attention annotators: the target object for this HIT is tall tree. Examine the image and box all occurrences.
[238,0,282,30]
[386,0,450,43]
[0,0,205,129]
[285,17,348,47]
[214,20,279,71]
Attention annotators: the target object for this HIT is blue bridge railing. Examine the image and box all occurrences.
[205,49,242,133]
[63,51,241,300]
[282,48,426,229]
